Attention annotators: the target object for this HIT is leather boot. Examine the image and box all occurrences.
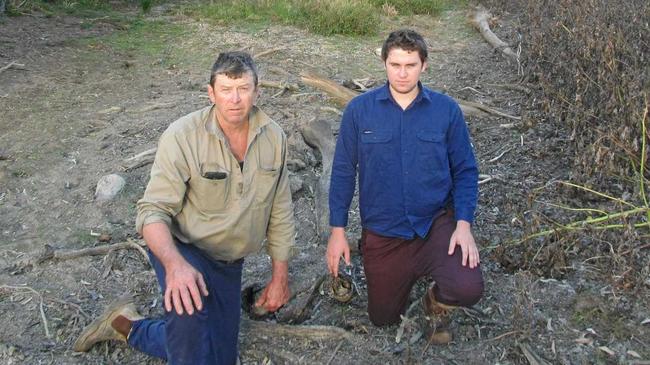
[421,288,456,344]
[73,295,144,352]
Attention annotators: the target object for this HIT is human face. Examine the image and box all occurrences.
[207,72,259,128]
[384,48,427,97]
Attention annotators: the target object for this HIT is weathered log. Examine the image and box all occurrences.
[470,6,518,61]
[300,71,359,107]
[300,118,337,243]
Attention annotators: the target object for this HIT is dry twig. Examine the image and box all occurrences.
[253,47,285,59]
[0,60,26,74]
[0,285,50,338]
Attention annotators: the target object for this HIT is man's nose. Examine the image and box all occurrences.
[230,90,241,103]
[398,67,407,77]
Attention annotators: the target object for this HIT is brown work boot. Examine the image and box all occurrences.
[73,295,143,352]
[421,288,456,344]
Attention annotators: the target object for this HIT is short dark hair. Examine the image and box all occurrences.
[381,29,428,63]
[209,51,259,87]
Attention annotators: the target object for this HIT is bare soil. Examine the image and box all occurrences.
[0,5,648,365]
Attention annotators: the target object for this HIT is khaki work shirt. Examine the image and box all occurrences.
[136,105,295,262]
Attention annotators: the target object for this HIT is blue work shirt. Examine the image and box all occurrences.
[329,82,479,239]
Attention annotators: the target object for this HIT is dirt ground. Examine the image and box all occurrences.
[1,4,648,365]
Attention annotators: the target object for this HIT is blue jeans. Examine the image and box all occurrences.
[127,242,243,365]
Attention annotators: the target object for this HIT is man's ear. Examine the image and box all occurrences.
[421,61,428,73]
[207,84,216,104]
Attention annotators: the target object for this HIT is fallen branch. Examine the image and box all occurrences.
[240,318,352,341]
[122,156,155,171]
[486,83,532,95]
[128,102,175,114]
[0,285,50,338]
[253,47,285,59]
[519,343,552,365]
[259,80,299,91]
[460,100,521,120]
[124,147,157,162]
[0,60,26,74]
[10,240,149,272]
[470,6,518,61]
[326,339,346,365]
[300,71,359,107]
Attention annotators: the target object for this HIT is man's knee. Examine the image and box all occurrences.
[452,279,484,307]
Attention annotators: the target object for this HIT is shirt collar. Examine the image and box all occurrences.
[376,81,431,105]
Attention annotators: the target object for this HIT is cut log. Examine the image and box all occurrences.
[300,71,359,107]
[470,6,518,61]
[241,318,352,341]
[300,118,337,243]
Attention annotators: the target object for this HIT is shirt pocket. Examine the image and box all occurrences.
[360,130,392,144]
[190,163,231,214]
[416,131,448,171]
[360,130,393,173]
[253,167,280,204]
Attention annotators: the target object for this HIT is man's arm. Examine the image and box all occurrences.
[259,133,295,312]
[445,103,480,268]
[327,105,358,277]
[137,131,208,314]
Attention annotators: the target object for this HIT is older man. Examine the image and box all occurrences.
[327,29,484,343]
[74,52,295,364]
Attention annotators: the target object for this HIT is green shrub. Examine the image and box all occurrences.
[297,0,378,36]
[369,0,460,16]
[188,0,378,36]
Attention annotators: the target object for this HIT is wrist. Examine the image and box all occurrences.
[456,220,471,230]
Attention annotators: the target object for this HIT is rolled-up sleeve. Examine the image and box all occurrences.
[135,131,190,235]
[265,134,296,261]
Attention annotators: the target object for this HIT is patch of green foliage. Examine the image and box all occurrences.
[186,0,379,36]
[106,19,186,56]
[369,0,464,16]
[5,0,155,16]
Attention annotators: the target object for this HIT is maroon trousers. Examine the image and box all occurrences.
[360,210,484,326]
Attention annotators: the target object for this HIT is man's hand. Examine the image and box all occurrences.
[326,227,350,278]
[142,223,209,316]
[255,260,290,312]
[448,220,480,269]
[164,258,209,315]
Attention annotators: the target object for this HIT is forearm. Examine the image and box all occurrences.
[142,222,185,271]
[269,259,289,284]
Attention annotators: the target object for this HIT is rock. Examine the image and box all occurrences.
[95,174,126,202]
[289,173,304,195]
[300,119,336,243]
[287,158,307,172]
[98,233,112,242]
[64,179,79,189]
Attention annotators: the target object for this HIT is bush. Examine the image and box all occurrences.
[368,0,451,16]
[188,0,379,36]
[524,0,649,185]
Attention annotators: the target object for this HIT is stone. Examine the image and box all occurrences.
[289,173,304,195]
[95,174,126,202]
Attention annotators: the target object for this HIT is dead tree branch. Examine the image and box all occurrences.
[241,318,352,341]
[470,6,518,61]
